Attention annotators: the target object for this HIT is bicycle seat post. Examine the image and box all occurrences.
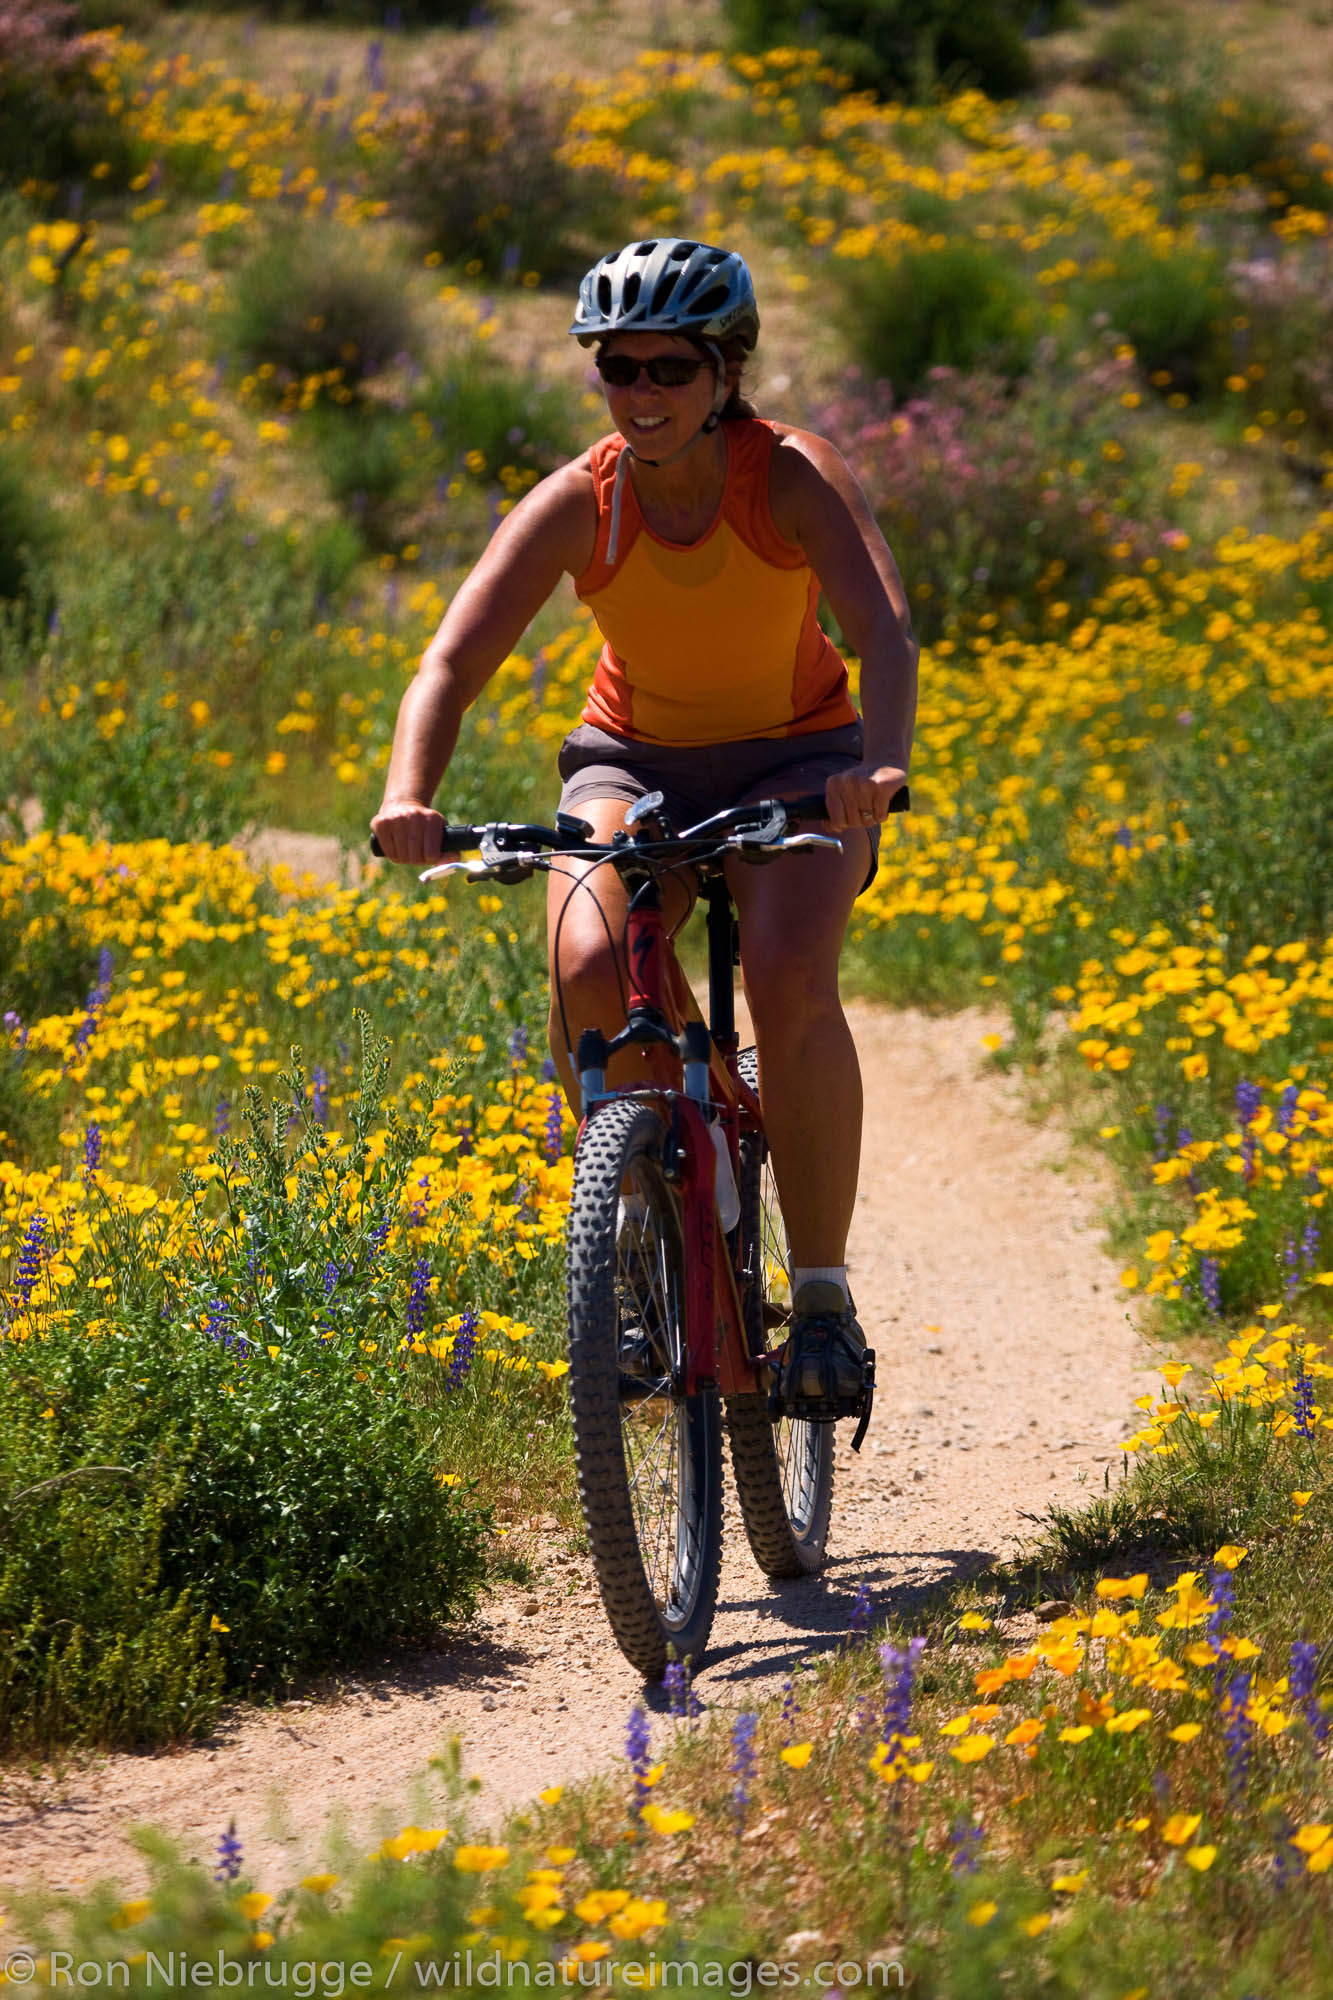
[703,875,739,1055]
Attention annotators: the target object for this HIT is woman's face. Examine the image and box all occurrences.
[597,331,718,458]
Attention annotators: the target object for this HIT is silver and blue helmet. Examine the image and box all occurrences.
[570,239,759,351]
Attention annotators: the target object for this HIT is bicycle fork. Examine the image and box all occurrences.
[574,878,761,1402]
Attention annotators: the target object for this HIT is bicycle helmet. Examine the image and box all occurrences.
[570,239,759,351]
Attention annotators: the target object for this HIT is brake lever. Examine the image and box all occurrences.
[420,858,499,883]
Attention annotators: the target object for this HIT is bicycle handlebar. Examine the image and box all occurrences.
[369,785,909,862]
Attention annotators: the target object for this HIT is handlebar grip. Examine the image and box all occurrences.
[370,825,479,860]
[783,784,910,821]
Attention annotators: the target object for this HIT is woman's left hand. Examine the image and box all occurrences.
[823,761,908,833]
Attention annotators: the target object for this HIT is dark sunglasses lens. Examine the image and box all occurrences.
[597,355,702,387]
[649,358,702,386]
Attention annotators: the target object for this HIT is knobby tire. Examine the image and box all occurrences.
[724,1047,835,1577]
[565,1096,723,1680]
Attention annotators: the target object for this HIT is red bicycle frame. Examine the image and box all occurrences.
[576,870,766,1401]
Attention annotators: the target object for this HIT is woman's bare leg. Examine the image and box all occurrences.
[726,832,871,1270]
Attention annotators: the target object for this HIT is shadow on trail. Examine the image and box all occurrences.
[696,1543,998,1692]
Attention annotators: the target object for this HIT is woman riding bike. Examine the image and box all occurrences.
[371,238,918,1427]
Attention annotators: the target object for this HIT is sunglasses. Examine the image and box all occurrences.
[595,352,707,389]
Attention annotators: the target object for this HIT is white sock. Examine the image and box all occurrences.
[792,1265,849,1302]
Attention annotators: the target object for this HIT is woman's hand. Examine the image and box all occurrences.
[823,762,909,833]
[369,798,447,864]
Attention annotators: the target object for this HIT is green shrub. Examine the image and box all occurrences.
[837,237,1040,393]
[0,449,59,603]
[1137,699,1333,959]
[1164,82,1333,213]
[417,347,578,480]
[1091,240,1229,398]
[306,403,417,554]
[394,57,626,282]
[723,0,1072,101]
[0,1,136,192]
[220,223,420,401]
[0,517,342,843]
[0,1029,491,1749]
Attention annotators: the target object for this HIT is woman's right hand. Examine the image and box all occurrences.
[369,798,447,864]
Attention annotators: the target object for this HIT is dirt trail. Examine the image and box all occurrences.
[1,845,1150,1907]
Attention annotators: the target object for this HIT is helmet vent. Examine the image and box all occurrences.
[669,241,696,261]
[690,282,730,316]
[650,274,679,313]
[634,241,658,256]
[596,274,613,313]
[622,272,641,310]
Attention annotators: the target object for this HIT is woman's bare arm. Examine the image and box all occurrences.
[372,461,596,862]
[771,428,919,828]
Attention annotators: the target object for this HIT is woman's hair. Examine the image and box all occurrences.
[698,331,758,420]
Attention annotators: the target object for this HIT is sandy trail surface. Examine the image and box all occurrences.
[1,842,1149,1907]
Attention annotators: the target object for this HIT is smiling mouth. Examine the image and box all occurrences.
[630,416,668,429]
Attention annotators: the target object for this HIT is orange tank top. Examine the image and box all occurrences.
[573,420,856,746]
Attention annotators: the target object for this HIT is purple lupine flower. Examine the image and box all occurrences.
[365,38,385,91]
[310,1065,329,1126]
[1274,1810,1298,1890]
[83,1121,102,1176]
[1293,1350,1316,1438]
[879,1635,926,1750]
[1151,1768,1171,1813]
[457,1123,474,1158]
[948,1816,984,1875]
[543,1090,564,1165]
[1235,1080,1262,1183]
[731,1712,759,1831]
[1290,1640,1329,1742]
[323,1261,340,1297]
[779,1676,799,1747]
[447,1307,478,1389]
[1302,1216,1320,1275]
[368,1217,391,1253]
[405,1258,431,1338]
[73,948,114,1061]
[1222,1671,1254,1801]
[409,1173,430,1228]
[664,1658,701,1725]
[3,1009,21,1041]
[509,1024,529,1068]
[213,1097,231,1139]
[626,1704,652,1816]
[1199,1256,1222,1316]
[1276,1084,1300,1134]
[664,1658,688,1720]
[15,1213,45,1304]
[1112,823,1133,849]
[1207,1565,1236,1704]
[1152,1105,1173,1163]
[540,1055,558,1083]
[1284,1233,1301,1303]
[215,1820,243,1883]
[849,1580,873,1639]
[203,1298,229,1344]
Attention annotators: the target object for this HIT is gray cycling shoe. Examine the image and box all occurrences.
[768,1280,876,1451]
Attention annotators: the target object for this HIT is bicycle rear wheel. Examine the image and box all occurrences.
[566,1096,723,1680]
[725,1047,835,1578]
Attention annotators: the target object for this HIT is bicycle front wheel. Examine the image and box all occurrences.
[565,1097,723,1680]
[725,1047,835,1578]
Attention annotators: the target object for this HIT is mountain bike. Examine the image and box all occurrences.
[377,784,907,1680]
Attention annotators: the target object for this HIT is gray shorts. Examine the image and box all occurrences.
[555,720,879,892]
